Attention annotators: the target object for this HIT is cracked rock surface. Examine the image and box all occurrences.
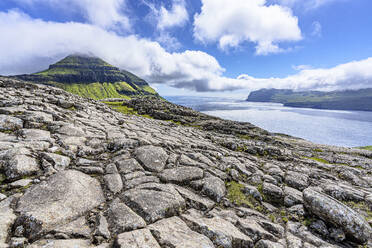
[0,77,371,247]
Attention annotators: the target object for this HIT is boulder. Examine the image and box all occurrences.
[262,182,283,204]
[122,183,185,223]
[0,115,23,131]
[192,176,226,202]
[103,174,123,194]
[42,152,71,171]
[0,197,17,246]
[303,188,372,244]
[148,216,214,248]
[159,166,204,184]
[115,229,160,248]
[53,216,91,239]
[106,198,146,233]
[28,239,91,248]
[285,171,309,191]
[283,186,303,207]
[15,170,105,239]
[5,155,39,180]
[116,158,144,174]
[134,145,168,172]
[174,185,215,211]
[181,209,253,248]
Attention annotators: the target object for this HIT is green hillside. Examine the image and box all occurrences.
[14,55,159,100]
[247,88,372,111]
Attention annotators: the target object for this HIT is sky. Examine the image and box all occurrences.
[0,0,372,98]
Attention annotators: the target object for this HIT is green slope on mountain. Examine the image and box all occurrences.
[14,55,159,100]
[247,88,372,111]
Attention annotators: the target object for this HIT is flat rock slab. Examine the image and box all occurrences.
[53,216,91,239]
[115,229,160,248]
[134,145,168,172]
[16,170,105,239]
[116,158,144,174]
[174,185,215,211]
[5,154,39,180]
[42,152,71,171]
[103,174,123,194]
[107,198,146,233]
[0,197,17,245]
[181,209,253,248]
[303,188,372,244]
[0,115,23,131]
[159,166,204,184]
[122,183,185,223]
[149,216,214,248]
[28,239,92,248]
[192,176,226,202]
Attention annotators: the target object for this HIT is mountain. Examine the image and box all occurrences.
[14,55,159,100]
[247,88,372,111]
[1,76,372,247]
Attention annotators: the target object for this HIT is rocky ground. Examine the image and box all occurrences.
[0,76,371,248]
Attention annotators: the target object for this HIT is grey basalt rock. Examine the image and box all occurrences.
[122,183,186,223]
[53,216,91,239]
[106,198,146,233]
[103,174,123,194]
[285,171,309,191]
[28,239,92,248]
[134,145,168,172]
[0,115,23,131]
[5,154,39,180]
[0,197,17,246]
[303,188,372,244]
[192,176,226,202]
[159,166,204,184]
[148,216,214,248]
[115,229,160,248]
[42,152,71,171]
[181,209,253,248]
[262,182,283,204]
[15,170,105,239]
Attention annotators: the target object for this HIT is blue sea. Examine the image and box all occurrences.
[165,96,372,148]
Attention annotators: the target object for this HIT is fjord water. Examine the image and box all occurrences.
[165,96,372,148]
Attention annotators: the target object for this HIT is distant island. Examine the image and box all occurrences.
[246,88,372,111]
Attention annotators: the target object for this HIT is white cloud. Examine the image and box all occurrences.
[311,21,322,37]
[157,0,188,30]
[1,9,371,94]
[143,0,188,30]
[193,0,302,55]
[0,9,221,92]
[13,0,131,30]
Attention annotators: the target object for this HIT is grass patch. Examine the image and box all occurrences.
[104,102,153,119]
[226,181,262,211]
[303,156,330,164]
[357,146,372,151]
[0,173,5,185]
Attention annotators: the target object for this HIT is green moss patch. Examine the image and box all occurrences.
[357,146,372,151]
[104,102,153,119]
[226,181,262,211]
[303,156,330,164]
[0,173,5,185]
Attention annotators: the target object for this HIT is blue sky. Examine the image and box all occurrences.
[0,0,372,98]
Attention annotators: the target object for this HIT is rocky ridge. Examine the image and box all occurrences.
[14,55,160,100]
[0,76,371,248]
